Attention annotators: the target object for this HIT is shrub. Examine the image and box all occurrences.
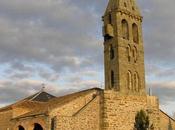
[134,110,150,130]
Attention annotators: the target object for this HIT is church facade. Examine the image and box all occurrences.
[0,0,175,130]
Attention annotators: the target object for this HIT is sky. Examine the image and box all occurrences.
[0,0,175,116]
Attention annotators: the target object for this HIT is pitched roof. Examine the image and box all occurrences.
[160,109,175,122]
[25,91,56,102]
[104,0,141,16]
[0,90,56,112]
[48,88,102,107]
[12,88,103,120]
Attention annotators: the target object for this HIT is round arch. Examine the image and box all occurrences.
[133,72,140,92]
[33,123,43,130]
[18,125,25,130]
[127,44,131,62]
[121,19,129,40]
[132,23,139,43]
[133,46,138,62]
[127,70,132,90]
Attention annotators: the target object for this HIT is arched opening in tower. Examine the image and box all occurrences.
[121,19,129,40]
[132,23,139,43]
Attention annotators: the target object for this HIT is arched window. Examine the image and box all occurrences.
[111,70,115,88]
[122,19,129,40]
[18,126,25,130]
[133,46,138,63]
[109,45,115,60]
[127,71,132,90]
[132,23,139,43]
[133,72,139,92]
[33,123,43,130]
[127,45,131,62]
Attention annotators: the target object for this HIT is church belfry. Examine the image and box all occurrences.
[102,0,146,95]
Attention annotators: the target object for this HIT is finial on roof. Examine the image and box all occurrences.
[149,88,152,96]
[41,83,46,92]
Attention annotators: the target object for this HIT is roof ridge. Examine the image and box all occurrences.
[47,87,102,109]
[0,88,102,112]
[160,109,175,122]
[50,87,102,101]
[10,88,103,119]
[30,91,43,101]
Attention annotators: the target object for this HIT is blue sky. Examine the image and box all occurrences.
[0,0,175,117]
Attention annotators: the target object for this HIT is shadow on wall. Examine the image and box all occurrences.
[168,119,173,130]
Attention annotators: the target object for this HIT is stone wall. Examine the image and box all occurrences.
[0,89,102,130]
[13,107,31,118]
[0,110,13,130]
[146,96,160,129]
[1,89,175,130]
[49,89,102,130]
[12,101,45,118]
[102,91,160,130]
[12,116,47,130]
[103,0,146,97]
[159,110,175,130]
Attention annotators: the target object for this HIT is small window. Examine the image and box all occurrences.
[122,19,129,40]
[111,70,115,88]
[127,45,131,62]
[109,45,115,60]
[127,71,132,90]
[109,13,112,24]
[51,117,56,130]
[132,23,139,43]
[133,46,138,63]
[18,126,25,130]
[133,72,139,92]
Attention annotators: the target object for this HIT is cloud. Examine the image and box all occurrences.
[138,0,175,65]
[0,77,101,107]
[0,0,174,115]
[0,0,103,74]
[0,79,45,104]
[148,81,175,108]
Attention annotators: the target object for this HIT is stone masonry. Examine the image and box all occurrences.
[0,0,175,130]
[103,0,146,96]
[102,91,160,130]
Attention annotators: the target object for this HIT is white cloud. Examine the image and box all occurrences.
[0,0,175,115]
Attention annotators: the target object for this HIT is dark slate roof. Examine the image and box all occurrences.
[26,91,56,102]
[0,91,56,112]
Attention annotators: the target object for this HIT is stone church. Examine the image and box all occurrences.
[0,0,175,130]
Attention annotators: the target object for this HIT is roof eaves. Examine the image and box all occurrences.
[160,109,175,122]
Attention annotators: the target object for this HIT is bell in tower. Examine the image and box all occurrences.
[102,0,146,95]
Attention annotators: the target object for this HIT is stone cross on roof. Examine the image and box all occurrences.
[41,83,46,92]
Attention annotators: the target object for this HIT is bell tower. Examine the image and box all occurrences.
[102,0,146,95]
